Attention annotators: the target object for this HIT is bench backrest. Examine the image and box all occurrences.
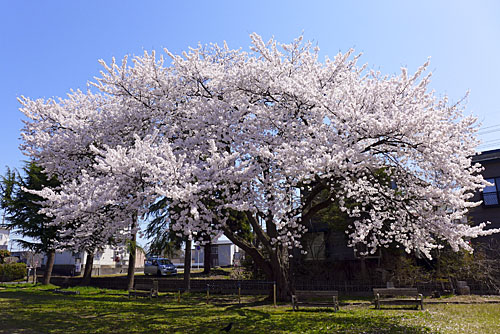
[295,290,338,300]
[373,288,419,297]
[134,283,153,291]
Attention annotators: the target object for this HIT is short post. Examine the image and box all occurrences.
[206,284,210,304]
[238,281,241,304]
[177,290,181,303]
[273,282,277,307]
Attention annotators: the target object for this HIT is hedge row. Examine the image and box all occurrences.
[0,263,27,282]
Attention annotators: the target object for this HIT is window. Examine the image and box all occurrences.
[304,232,326,260]
[483,178,500,206]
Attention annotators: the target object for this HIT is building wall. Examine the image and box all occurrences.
[94,247,120,267]
[191,246,204,267]
[53,251,77,265]
[469,153,500,243]
[0,228,9,250]
[188,241,239,267]
[43,246,145,276]
[217,244,233,267]
[326,231,357,261]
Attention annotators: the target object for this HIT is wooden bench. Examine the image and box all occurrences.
[128,280,159,299]
[291,290,339,312]
[373,288,424,310]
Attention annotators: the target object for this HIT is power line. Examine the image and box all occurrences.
[478,143,500,149]
[477,142,500,150]
[477,128,500,135]
[480,138,500,144]
[479,123,500,130]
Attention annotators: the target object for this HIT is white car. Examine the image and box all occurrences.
[144,257,177,276]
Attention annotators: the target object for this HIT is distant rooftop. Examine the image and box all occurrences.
[472,148,500,163]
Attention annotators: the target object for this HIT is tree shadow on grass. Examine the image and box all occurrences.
[234,308,271,319]
[284,307,339,313]
[210,297,270,308]
[215,311,432,334]
[372,306,422,311]
[1,288,434,333]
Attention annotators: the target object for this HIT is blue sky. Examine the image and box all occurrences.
[1,0,500,248]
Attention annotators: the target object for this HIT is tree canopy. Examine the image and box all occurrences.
[19,34,499,297]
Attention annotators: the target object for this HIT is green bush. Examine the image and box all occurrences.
[0,262,26,282]
[0,249,11,264]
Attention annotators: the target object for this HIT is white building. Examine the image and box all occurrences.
[0,227,9,250]
[43,245,145,276]
[192,238,242,267]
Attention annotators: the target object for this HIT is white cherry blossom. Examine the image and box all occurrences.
[20,34,498,298]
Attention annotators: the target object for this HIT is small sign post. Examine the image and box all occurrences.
[196,245,201,270]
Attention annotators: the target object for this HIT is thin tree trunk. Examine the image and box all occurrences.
[126,232,137,291]
[203,241,212,275]
[184,238,192,292]
[81,251,94,286]
[42,250,55,285]
[32,266,37,284]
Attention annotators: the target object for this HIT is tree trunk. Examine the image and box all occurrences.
[269,246,292,301]
[203,241,211,275]
[222,225,292,302]
[184,238,192,292]
[32,266,37,284]
[126,232,137,291]
[253,237,260,279]
[42,249,55,285]
[81,251,94,286]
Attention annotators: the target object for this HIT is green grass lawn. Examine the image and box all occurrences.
[1,284,499,334]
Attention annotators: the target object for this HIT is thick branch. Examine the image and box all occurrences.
[302,182,328,210]
[301,197,333,224]
[245,211,272,250]
[220,224,272,278]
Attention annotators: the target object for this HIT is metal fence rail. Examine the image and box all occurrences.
[49,276,499,296]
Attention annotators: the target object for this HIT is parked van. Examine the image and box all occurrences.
[144,257,177,276]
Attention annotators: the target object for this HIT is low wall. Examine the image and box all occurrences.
[50,276,272,294]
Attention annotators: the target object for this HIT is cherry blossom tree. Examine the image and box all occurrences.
[20,34,499,299]
[20,89,187,288]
